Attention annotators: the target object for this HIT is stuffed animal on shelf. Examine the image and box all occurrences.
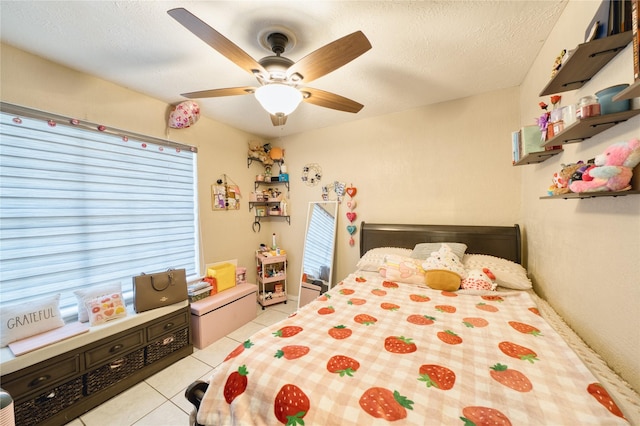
[247,142,274,165]
[460,268,497,291]
[550,161,585,195]
[569,139,640,193]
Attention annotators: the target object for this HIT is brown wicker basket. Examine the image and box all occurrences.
[146,327,189,365]
[14,376,83,426]
[85,347,145,395]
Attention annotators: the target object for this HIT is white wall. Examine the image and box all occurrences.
[518,0,640,392]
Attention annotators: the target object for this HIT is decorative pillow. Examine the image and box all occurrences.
[378,255,426,285]
[410,242,468,261]
[74,282,122,323]
[462,254,532,290]
[84,292,127,326]
[356,247,413,271]
[1,294,65,347]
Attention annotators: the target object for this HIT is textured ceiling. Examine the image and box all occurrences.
[0,1,568,139]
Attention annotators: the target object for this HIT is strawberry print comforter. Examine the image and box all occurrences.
[197,273,628,425]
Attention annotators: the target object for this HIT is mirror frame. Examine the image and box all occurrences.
[297,201,338,309]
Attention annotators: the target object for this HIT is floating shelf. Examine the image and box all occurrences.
[540,32,633,96]
[513,149,563,166]
[612,80,640,101]
[542,109,640,148]
[540,190,640,200]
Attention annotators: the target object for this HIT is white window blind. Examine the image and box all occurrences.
[0,105,199,320]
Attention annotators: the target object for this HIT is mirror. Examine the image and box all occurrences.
[298,201,338,309]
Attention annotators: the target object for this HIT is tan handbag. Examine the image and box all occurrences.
[132,269,188,313]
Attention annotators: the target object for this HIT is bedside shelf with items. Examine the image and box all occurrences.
[539,31,633,96]
[255,251,287,309]
[542,109,640,148]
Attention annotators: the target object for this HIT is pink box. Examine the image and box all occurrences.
[190,283,258,349]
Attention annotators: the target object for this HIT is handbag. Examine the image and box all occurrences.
[132,268,188,313]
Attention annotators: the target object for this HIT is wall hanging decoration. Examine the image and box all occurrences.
[211,174,241,210]
[345,183,358,246]
[168,100,200,129]
[302,163,322,186]
[322,181,346,203]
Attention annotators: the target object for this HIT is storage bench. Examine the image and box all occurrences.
[190,283,258,349]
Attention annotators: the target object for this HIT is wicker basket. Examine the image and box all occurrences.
[84,347,145,395]
[14,376,83,426]
[145,327,189,365]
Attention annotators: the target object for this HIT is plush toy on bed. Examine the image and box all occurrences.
[421,244,467,291]
[460,268,497,291]
[569,139,640,193]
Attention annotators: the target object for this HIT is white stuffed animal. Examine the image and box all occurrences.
[421,244,467,279]
[461,268,497,291]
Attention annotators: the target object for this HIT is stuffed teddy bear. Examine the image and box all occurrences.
[460,268,497,291]
[569,139,640,193]
[550,161,585,195]
[422,244,467,291]
[247,142,274,165]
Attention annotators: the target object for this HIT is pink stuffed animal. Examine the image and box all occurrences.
[460,268,497,291]
[569,139,640,193]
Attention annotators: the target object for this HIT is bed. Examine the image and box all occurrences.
[186,222,639,425]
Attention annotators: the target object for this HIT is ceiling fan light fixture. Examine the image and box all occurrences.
[255,83,302,116]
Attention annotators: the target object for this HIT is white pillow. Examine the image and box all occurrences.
[462,254,532,290]
[85,292,127,326]
[74,282,122,323]
[411,242,468,261]
[356,247,413,271]
[1,294,65,347]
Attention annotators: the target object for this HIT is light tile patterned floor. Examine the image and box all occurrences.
[65,299,297,426]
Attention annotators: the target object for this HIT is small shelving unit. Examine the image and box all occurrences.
[249,180,290,226]
[513,149,563,165]
[256,251,287,309]
[542,109,640,148]
[539,31,633,96]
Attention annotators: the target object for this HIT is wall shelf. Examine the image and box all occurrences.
[513,149,563,165]
[612,80,640,101]
[540,190,640,199]
[542,109,640,148]
[539,31,633,96]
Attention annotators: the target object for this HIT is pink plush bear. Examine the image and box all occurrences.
[569,139,640,193]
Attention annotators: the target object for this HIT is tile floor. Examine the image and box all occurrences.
[64,299,297,426]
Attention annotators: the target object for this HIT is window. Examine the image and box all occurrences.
[302,203,336,282]
[0,104,199,320]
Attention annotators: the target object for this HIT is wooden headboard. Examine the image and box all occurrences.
[359,222,522,264]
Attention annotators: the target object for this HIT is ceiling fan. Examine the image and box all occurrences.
[167,8,372,126]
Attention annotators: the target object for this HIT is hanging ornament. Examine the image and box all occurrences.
[47,120,56,127]
[301,163,322,186]
[97,125,106,132]
[346,200,357,211]
[346,211,357,223]
[347,225,357,235]
[168,100,200,129]
[70,119,80,126]
[346,184,357,198]
[349,236,355,246]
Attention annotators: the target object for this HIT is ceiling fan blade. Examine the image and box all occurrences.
[270,114,288,126]
[167,8,266,77]
[180,87,256,99]
[286,31,371,83]
[302,87,364,113]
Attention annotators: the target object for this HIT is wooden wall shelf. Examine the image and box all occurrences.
[542,109,640,148]
[540,31,632,96]
[612,81,640,101]
[540,190,640,199]
[513,149,563,166]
